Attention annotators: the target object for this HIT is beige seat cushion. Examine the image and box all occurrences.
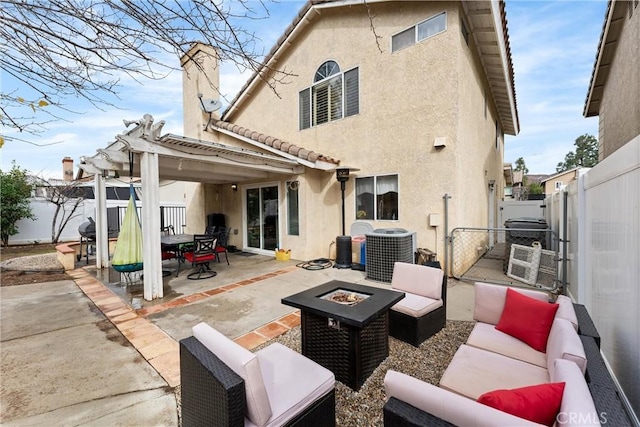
[254,343,334,427]
[391,293,443,317]
[384,370,542,426]
[439,344,549,400]
[192,322,272,426]
[474,282,549,325]
[466,322,547,368]
[391,262,443,299]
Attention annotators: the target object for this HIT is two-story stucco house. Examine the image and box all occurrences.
[179,0,519,271]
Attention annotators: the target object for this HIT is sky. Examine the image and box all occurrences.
[1,0,608,179]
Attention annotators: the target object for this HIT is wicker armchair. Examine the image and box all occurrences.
[388,261,446,347]
[180,323,336,427]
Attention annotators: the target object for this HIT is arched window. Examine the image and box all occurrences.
[299,61,359,129]
[314,61,340,82]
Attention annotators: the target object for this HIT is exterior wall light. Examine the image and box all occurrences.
[231,183,238,193]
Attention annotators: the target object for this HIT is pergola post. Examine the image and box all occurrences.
[140,151,163,300]
[94,173,110,268]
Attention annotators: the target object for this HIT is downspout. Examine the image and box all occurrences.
[562,190,569,294]
[443,193,451,277]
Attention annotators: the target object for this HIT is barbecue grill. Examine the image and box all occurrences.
[77,217,119,264]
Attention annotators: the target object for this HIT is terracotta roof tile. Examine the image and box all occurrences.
[211,120,340,165]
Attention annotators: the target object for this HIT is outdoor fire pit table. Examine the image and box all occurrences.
[282,280,404,390]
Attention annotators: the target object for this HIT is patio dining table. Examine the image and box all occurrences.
[161,234,194,276]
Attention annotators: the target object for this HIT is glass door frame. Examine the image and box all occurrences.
[241,181,281,256]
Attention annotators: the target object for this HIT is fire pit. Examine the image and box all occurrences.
[321,289,370,306]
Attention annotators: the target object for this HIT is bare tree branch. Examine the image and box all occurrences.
[364,0,384,53]
[0,0,295,138]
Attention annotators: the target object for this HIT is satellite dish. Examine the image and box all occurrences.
[197,95,223,113]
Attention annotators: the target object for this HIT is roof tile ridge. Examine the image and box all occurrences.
[211,119,338,165]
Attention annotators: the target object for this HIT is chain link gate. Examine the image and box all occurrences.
[449,227,562,292]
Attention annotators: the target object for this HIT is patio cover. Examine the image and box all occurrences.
[79,114,311,300]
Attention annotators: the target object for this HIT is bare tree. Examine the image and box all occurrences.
[34,177,87,243]
[0,0,289,139]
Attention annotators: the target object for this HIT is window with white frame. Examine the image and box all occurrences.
[391,12,447,53]
[356,174,399,220]
[299,61,359,130]
[555,181,563,191]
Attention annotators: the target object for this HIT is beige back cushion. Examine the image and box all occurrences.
[391,262,443,300]
[385,370,542,426]
[551,359,601,426]
[474,282,549,325]
[546,318,587,378]
[193,322,272,426]
[555,295,579,331]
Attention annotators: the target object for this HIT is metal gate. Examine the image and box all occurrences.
[449,227,562,292]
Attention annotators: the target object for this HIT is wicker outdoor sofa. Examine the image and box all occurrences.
[180,323,335,427]
[383,284,634,426]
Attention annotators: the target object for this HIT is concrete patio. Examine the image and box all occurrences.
[1,252,474,425]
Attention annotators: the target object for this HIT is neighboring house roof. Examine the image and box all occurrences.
[524,174,549,184]
[210,119,340,167]
[540,167,584,184]
[221,0,519,135]
[584,1,625,117]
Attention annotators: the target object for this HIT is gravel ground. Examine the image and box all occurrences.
[0,253,71,286]
[0,253,64,272]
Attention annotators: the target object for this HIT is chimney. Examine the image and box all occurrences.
[180,43,221,140]
[62,157,74,181]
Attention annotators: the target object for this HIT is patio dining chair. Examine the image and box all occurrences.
[214,227,230,265]
[182,234,217,280]
[160,226,179,270]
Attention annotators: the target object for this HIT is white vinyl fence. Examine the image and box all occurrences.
[547,135,639,422]
[9,198,186,246]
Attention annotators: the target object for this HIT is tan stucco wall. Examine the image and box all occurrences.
[451,5,505,273]
[181,2,511,265]
[599,9,640,159]
[543,170,577,195]
[223,2,506,262]
[182,43,221,141]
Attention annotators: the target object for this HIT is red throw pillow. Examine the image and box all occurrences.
[495,288,559,352]
[478,382,566,426]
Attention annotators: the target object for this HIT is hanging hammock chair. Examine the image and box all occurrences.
[112,156,144,273]
[112,183,143,273]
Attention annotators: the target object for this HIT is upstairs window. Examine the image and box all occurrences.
[299,61,359,130]
[391,12,447,53]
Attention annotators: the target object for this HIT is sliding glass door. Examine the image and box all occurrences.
[245,185,279,252]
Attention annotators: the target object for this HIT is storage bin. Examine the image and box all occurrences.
[275,250,291,261]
